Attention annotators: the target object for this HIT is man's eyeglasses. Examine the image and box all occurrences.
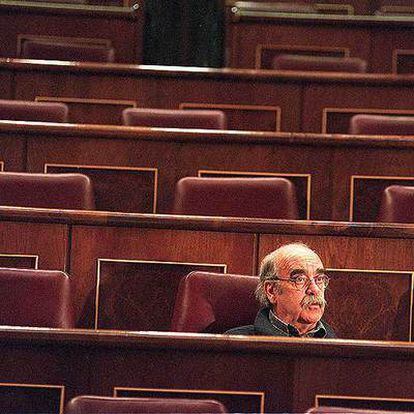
[271,274,330,290]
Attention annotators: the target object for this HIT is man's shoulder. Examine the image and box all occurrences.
[224,325,256,335]
[321,319,337,338]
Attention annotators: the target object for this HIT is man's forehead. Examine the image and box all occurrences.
[277,249,323,269]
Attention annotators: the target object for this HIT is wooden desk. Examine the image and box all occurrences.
[2,59,414,132]
[1,206,414,339]
[1,328,414,413]
[226,4,414,73]
[0,1,143,63]
[2,121,414,221]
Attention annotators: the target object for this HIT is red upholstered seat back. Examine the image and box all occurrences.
[0,268,74,328]
[0,99,68,122]
[173,177,299,219]
[0,172,95,210]
[122,108,227,129]
[377,185,414,223]
[272,54,368,72]
[170,271,259,333]
[349,114,414,135]
[65,396,228,413]
[21,40,115,62]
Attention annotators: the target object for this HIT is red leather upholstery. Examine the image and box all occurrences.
[173,177,299,219]
[65,396,228,413]
[170,271,259,333]
[21,40,115,63]
[0,99,68,122]
[0,268,74,328]
[122,108,227,129]
[0,172,95,210]
[349,114,414,135]
[272,55,368,72]
[377,185,414,223]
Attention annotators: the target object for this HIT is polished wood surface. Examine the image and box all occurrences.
[2,121,414,221]
[0,207,414,335]
[3,60,414,131]
[226,5,414,72]
[2,328,414,412]
[0,1,143,63]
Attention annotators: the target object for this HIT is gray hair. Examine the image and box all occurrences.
[255,242,318,307]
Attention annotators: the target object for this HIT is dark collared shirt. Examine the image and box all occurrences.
[269,309,327,338]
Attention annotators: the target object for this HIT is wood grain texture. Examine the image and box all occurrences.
[70,225,256,327]
[2,328,414,412]
[0,222,68,271]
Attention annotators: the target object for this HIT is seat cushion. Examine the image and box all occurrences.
[122,108,227,129]
[0,172,95,210]
[65,396,228,413]
[0,268,74,328]
[349,114,414,135]
[173,177,299,219]
[171,271,259,333]
[377,185,414,223]
[0,99,68,122]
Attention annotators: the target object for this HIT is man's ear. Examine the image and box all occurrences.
[263,280,279,305]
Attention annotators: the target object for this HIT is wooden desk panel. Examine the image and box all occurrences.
[6,60,414,132]
[226,9,414,73]
[0,2,143,63]
[2,329,414,412]
[70,225,256,327]
[0,222,68,270]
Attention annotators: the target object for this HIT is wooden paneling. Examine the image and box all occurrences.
[226,8,414,72]
[11,122,414,221]
[0,383,64,414]
[323,107,414,134]
[258,234,414,272]
[45,164,157,213]
[2,328,414,412]
[7,60,414,133]
[0,222,68,271]
[179,102,281,132]
[350,175,414,222]
[70,225,256,327]
[35,97,137,125]
[0,2,143,63]
[324,269,413,341]
[95,260,226,331]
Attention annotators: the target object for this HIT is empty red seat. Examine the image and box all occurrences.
[172,177,299,219]
[349,114,414,135]
[272,54,368,72]
[122,108,227,129]
[377,185,414,223]
[21,40,115,62]
[65,396,228,413]
[0,172,95,210]
[170,271,259,333]
[0,268,74,328]
[0,99,68,122]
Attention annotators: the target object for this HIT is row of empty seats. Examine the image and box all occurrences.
[3,99,414,134]
[0,171,413,222]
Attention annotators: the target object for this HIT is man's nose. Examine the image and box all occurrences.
[305,278,320,294]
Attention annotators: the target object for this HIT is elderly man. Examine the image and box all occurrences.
[226,243,336,338]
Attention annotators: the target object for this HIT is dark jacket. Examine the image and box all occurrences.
[225,308,336,338]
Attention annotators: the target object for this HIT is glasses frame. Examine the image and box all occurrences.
[271,274,330,290]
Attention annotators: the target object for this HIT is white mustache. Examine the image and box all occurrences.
[301,294,326,309]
